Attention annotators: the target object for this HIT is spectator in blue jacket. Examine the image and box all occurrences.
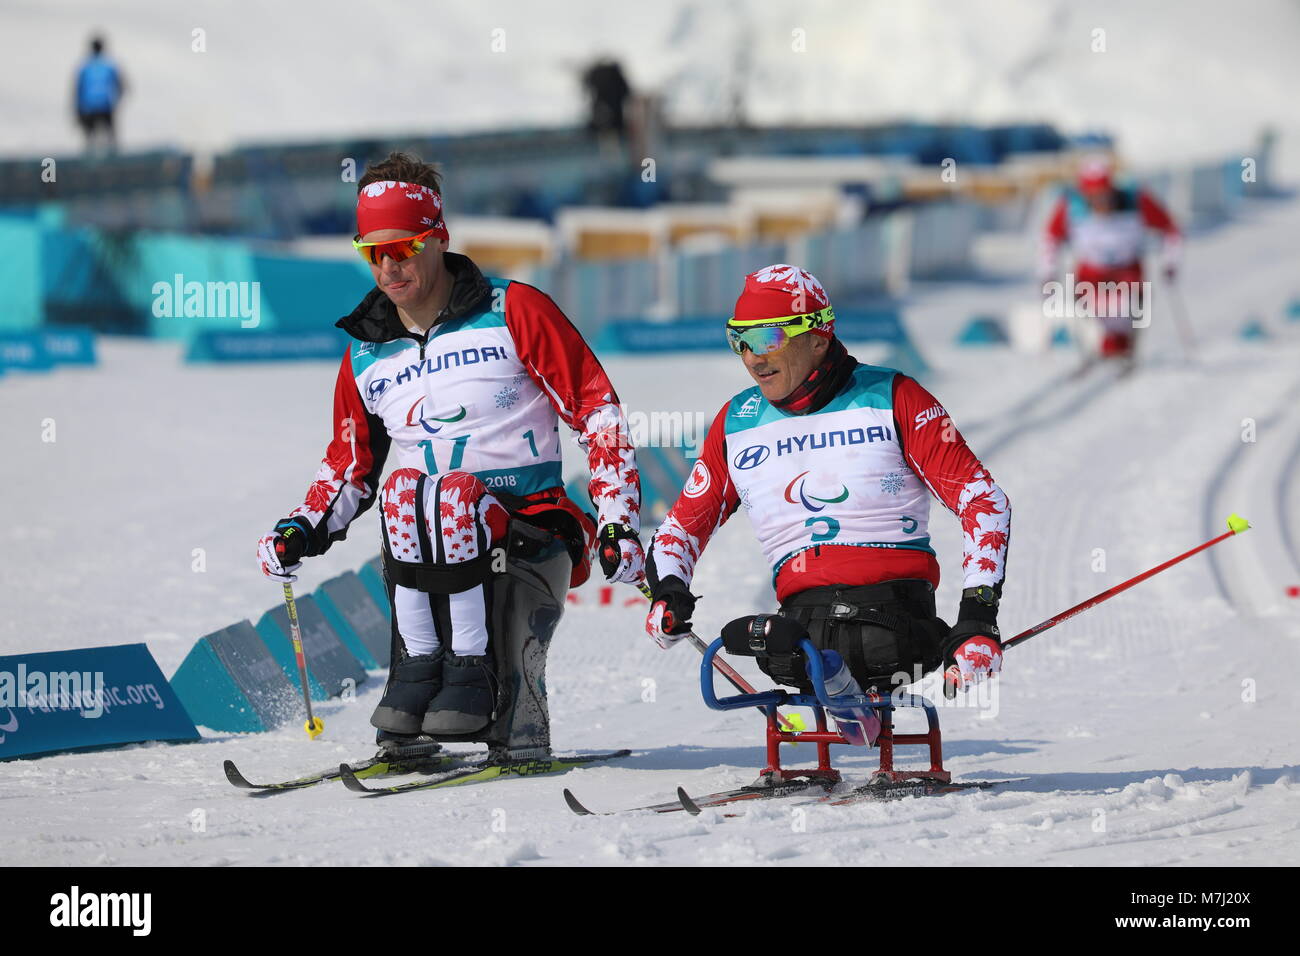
[74,36,126,155]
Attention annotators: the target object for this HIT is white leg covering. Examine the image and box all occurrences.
[393,584,440,657]
[447,584,490,656]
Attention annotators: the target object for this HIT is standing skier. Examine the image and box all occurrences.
[644,265,1010,699]
[1040,157,1181,362]
[256,153,642,753]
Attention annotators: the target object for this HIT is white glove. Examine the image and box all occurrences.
[256,532,301,583]
[644,599,688,651]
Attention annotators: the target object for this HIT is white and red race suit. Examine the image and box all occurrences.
[281,253,639,590]
[649,364,1010,603]
[1041,185,1180,354]
[1041,185,1181,286]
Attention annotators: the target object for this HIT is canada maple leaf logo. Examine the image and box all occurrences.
[960,490,1002,540]
[977,556,999,574]
[589,426,629,473]
[657,532,687,553]
[978,529,1008,552]
[751,264,828,308]
[304,480,334,513]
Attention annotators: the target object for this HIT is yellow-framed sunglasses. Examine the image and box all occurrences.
[725,306,835,355]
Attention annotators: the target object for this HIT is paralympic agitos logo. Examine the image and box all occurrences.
[784,471,849,512]
[405,399,467,434]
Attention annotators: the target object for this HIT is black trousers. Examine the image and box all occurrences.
[766,580,949,694]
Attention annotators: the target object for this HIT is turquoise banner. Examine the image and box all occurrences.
[1,644,200,760]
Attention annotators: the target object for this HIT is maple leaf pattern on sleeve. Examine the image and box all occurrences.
[893,375,1010,589]
[648,404,741,588]
[504,282,641,531]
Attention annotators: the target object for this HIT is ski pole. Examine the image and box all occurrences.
[281,582,325,739]
[1164,274,1197,361]
[634,580,804,731]
[1004,514,1249,651]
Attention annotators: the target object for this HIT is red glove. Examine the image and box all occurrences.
[943,633,1003,696]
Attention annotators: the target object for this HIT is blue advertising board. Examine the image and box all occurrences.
[0,644,199,760]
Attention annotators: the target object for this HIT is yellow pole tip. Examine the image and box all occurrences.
[305,718,325,738]
[1226,514,1250,533]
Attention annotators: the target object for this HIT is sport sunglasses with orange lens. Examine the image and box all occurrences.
[352,227,439,265]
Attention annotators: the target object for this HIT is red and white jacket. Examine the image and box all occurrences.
[650,364,1009,604]
[1041,185,1181,282]
[280,253,639,585]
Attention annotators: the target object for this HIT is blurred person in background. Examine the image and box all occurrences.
[1040,157,1181,364]
[73,35,126,155]
[582,58,632,152]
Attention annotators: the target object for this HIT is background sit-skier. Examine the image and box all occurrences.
[644,265,1011,721]
[1040,156,1181,364]
[256,153,643,752]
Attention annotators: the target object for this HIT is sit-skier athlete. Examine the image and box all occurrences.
[644,264,1011,719]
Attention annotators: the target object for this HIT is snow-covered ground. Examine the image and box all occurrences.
[3,195,1299,866]
[3,0,1299,171]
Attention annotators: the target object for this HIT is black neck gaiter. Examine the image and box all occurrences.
[773,337,857,415]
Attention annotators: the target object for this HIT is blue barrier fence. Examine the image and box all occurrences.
[1,644,199,760]
[169,560,391,734]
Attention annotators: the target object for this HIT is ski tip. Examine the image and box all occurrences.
[223,760,255,789]
[338,763,373,794]
[562,788,594,816]
[676,786,704,816]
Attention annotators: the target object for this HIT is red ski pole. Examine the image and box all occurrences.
[634,580,805,732]
[1004,514,1250,650]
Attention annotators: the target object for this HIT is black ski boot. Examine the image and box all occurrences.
[374,729,442,753]
[422,652,496,735]
[370,649,444,736]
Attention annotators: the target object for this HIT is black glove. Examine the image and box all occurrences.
[596,521,645,582]
[942,597,1001,660]
[273,517,312,566]
[650,574,697,636]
